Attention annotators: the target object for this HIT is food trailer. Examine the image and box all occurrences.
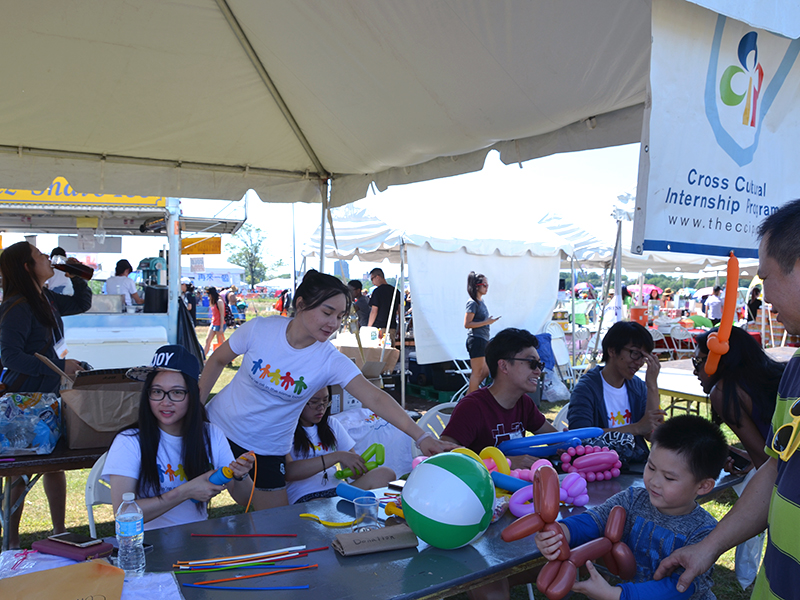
[0,177,243,368]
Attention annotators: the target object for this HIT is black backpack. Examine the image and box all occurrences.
[224,301,236,327]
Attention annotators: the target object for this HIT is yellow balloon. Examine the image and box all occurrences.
[452,447,486,468]
[479,446,510,475]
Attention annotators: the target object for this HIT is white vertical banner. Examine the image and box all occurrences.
[633,0,800,258]
[407,245,561,365]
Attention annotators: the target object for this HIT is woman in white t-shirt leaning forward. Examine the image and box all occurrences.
[286,386,396,504]
[201,269,457,511]
[103,345,255,530]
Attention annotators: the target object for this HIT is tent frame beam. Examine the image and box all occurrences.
[214,0,329,180]
[0,144,311,181]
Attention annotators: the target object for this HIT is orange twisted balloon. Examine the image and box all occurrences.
[704,252,739,377]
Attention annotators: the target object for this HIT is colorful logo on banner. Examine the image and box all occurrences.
[705,16,800,167]
[719,32,763,127]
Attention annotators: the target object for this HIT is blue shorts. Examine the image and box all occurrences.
[466,336,489,359]
[211,324,227,332]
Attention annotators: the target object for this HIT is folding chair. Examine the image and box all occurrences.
[669,325,696,360]
[450,358,474,403]
[549,334,578,391]
[552,404,570,432]
[85,452,111,538]
[649,328,674,361]
[412,402,458,457]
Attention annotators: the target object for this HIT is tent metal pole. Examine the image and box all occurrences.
[319,179,328,272]
[400,242,406,409]
[614,219,623,323]
[291,203,297,294]
[571,254,575,365]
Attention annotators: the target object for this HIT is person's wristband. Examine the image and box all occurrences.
[415,431,434,449]
[233,474,245,481]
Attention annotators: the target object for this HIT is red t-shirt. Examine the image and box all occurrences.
[441,388,547,453]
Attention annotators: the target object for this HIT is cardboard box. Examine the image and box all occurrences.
[60,372,142,449]
[329,377,385,415]
[333,344,400,375]
[329,384,361,415]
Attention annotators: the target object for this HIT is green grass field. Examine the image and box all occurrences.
[8,374,757,600]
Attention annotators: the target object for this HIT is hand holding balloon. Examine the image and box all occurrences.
[705,252,739,377]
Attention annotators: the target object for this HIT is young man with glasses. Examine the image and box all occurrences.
[568,321,665,461]
[441,328,557,467]
[655,198,800,600]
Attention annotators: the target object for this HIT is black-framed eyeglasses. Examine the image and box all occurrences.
[692,355,707,370]
[505,357,546,371]
[772,398,800,461]
[623,347,646,361]
[148,388,188,402]
[307,399,332,410]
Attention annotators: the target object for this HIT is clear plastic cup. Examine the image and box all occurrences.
[352,497,380,533]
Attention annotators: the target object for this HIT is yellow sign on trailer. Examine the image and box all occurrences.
[181,236,221,255]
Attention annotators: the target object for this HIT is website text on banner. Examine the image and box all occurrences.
[633,0,800,258]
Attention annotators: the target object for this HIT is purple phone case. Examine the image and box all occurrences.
[32,538,114,561]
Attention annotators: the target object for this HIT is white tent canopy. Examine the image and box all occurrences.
[537,213,758,273]
[303,209,573,364]
[2,1,796,208]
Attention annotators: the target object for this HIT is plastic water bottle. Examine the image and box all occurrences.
[116,492,145,576]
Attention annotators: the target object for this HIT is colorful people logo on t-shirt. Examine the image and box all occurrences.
[608,410,632,426]
[159,462,187,484]
[249,357,310,395]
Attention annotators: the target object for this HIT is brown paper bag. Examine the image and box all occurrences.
[36,353,142,449]
[332,524,419,556]
[0,559,124,599]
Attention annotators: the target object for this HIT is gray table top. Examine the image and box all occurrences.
[142,468,742,600]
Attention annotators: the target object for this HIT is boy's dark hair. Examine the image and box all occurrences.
[650,415,728,482]
[485,328,539,378]
[348,280,362,292]
[713,285,722,294]
[601,321,654,362]
[758,197,800,275]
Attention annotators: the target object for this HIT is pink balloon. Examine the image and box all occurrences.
[586,472,596,482]
[573,493,590,507]
[611,468,621,478]
[576,445,586,455]
[561,453,571,463]
[532,459,553,471]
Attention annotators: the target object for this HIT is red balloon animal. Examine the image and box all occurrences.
[501,465,636,600]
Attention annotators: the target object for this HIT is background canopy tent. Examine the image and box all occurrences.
[302,209,573,364]
[537,213,758,273]
[1,1,796,211]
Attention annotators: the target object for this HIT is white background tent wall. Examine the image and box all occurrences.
[302,210,573,365]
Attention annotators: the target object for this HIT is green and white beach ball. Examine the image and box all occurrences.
[402,452,495,549]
